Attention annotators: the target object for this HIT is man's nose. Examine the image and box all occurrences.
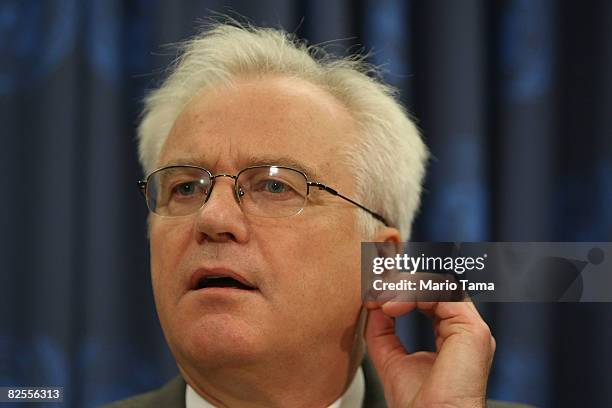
[193,178,249,244]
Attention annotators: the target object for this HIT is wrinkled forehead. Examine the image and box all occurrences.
[157,76,359,185]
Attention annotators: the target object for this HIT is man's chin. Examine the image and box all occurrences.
[167,319,267,370]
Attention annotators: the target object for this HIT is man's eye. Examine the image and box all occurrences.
[249,177,301,200]
[265,180,288,194]
[173,182,199,197]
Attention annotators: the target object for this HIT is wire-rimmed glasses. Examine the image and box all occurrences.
[137,164,389,226]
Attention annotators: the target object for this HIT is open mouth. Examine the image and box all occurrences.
[196,276,256,291]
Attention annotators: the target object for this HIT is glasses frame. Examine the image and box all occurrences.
[137,164,390,227]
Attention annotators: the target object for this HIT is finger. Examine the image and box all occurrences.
[364,308,407,368]
[418,301,495,400]
[380,301,416,317]
[427,301,485,330]
[414,300,481,323]
[363,300,381,310]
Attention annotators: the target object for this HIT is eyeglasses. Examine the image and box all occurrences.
[137,164,389,226]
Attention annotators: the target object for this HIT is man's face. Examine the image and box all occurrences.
[150,75,365,374]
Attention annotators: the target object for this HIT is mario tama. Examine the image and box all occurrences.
[372,277,495,292]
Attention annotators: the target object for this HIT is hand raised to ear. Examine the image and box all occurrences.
[365,300,495,408]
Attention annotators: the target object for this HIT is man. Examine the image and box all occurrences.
[105,23,531,408]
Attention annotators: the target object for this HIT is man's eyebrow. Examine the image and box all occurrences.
[160,155,319,180]
[245,155,319,180]
[159,156,206,168]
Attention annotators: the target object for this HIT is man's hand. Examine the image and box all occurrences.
[364,301,496,408]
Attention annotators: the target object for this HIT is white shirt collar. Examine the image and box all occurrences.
[186,366,365,408]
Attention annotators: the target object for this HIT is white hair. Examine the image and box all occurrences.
[138,22,428,240]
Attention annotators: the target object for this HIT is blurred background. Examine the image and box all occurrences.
[1,0,611,407]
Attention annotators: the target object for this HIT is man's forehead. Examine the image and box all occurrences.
[157,75,357,179]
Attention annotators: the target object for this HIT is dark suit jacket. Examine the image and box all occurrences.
[101,358,534,408]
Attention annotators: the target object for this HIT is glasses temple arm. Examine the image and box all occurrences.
[308,182,390,227]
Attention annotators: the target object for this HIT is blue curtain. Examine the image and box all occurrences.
[1,1,611,407]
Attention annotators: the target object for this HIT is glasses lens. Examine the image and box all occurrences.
[146,167,211,216]
[237,166,308,218]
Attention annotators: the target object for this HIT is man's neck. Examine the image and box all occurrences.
[186,366,365,408]
[178,351,362,408]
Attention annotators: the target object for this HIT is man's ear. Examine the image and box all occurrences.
[373,227,401,243]
[372,227,402,257]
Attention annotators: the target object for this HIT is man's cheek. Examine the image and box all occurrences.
[149,266,165,307]
[150,252,175,302]
[270,273,315,311]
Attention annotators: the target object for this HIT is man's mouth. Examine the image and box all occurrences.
[196,276,257,291]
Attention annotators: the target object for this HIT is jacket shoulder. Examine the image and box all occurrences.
[100,376,185,408]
